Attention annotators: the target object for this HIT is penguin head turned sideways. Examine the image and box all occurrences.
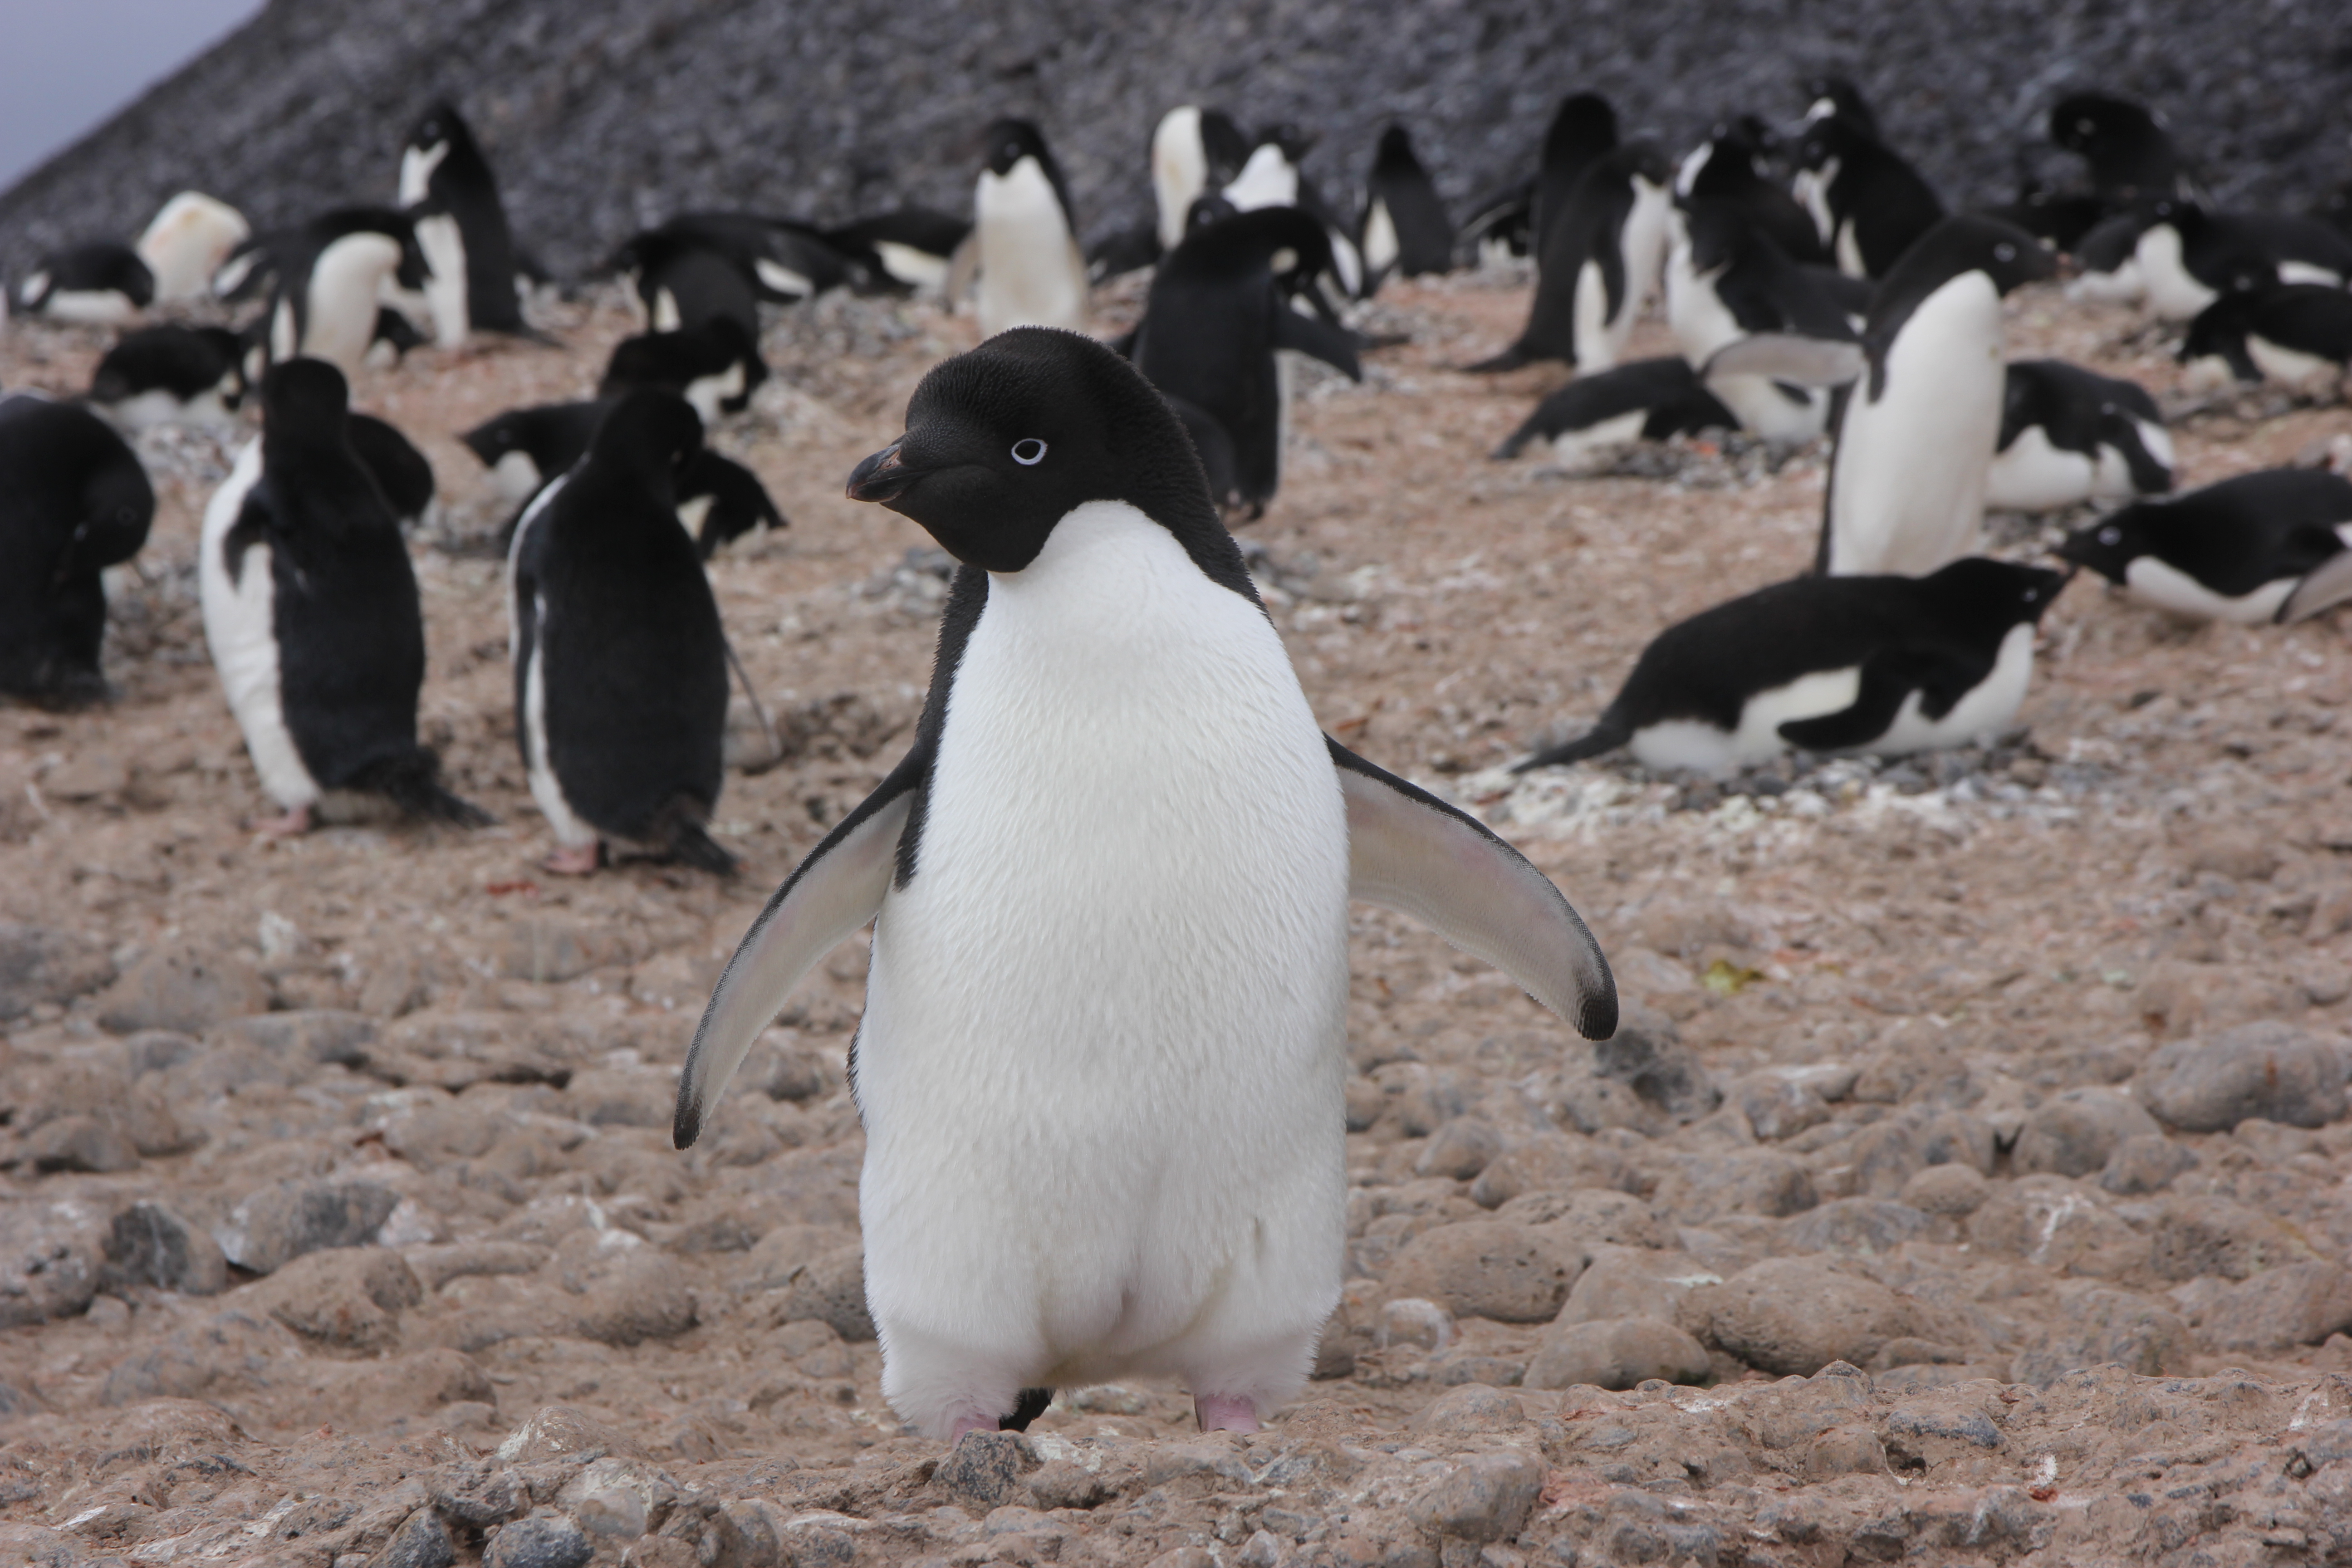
[845,327,1221,575]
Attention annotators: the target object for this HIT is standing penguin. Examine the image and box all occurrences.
[1457,93,1619,266]
[0,395,155,709]
[15,243,153,323]
[671,328,1615,1440]
[973,119,1089,338]
[507,391,736,875]
[134,192,250,303]
[1985,359,2172,512]
[1132,208,1363,515]
[198,361,489,833]
[1789,113,1945,279]
[1152,106,1251,253]
[259,210,428,377]
[1469,142,1672,373]
[398,101,531,343]
[1359,125,1455,291]
[1819,216,2054,576]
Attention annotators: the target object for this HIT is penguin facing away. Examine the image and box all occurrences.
[16,242,154,323]
[2180,283,2352,390]
[88,325,247,430]
[1489,356,1735,462]
[347,413,438,533]
[1470,142,1672,373]
[1514,558,2069,777]
[198,361,490,834]
[134,192,250,303]
[2056,470,2352,624]
[973,119,1089,338]
[1985,359,2173,513]
[466,398,788,555]
[399,101,531,342]
[1819,216,2054,577]
[671,328,1615,1441]
[1359,124,1456,290]
[0,394,156,709]
[506,391,737,876]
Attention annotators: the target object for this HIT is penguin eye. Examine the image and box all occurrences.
[1271,247,1298,273]
[2098,526,2122,545]
[1010,438,1048,466]
[1994,242,2017,262]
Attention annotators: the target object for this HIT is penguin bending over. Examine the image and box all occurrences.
[825,208,972,295]
[1676,118,1830,267]
[2050,93,2195,211]
[398,101,532,343]
[88,326,247,430]
[1985,359,2172,512]
[258,210,428,377]
[1819,216,2054,576]
[16,243,153,323]
[135,192,250,303]
[199,361,489,834]
[1514,559,2068,777]
[2057,470,2352,624]
[507,391,737,875]
[973,120,1089,337]
[2180,284,2352,390]
[0,395,155,709]
[1220,125,1365,297]
[2128,200,2352,322]
[672,328,1615,1441]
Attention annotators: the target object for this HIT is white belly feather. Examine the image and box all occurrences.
[200,440,318,810]
[975,159,1087,337]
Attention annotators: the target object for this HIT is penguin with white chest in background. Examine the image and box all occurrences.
[1514,558,2068,777]
[670,328,1616,1441]
[16,242,153,323]
[600,317,767,426]
[1152,106,1251,254]
[506,390,736,876]
[1789,109,1945,280]
[258,210,429,377]
[134,192,250,303]
[1985,359,2172,512]
[399,101,531,343]
[1819,216,2054,576]
[2180,283,2352,391]
[972,119,1090,338]
[2057,470,2352,624]
[1663,201,1864,444]
[0,394,155,709]
[2127,200,2352,322]
[199,361,490,835]
[1469,141,1672,373]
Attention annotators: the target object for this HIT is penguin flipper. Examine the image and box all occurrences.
[673,760,920,1147]
[2279,548,2352,623]
[1273,308,1364,380]
[1328,736,1616,1040]
[1775,652,1932,751]
[1700,333,1864,388]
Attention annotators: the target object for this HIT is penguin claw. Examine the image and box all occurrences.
[250,805,310,837]
[541,842,601,875]
[1195,1395,1259,1433]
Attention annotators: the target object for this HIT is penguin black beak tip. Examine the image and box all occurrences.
[846,441,916,503]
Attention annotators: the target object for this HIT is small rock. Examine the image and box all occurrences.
[21,1113,138,1174]
[216,1009,377,1068]
[94,940,268,1035]
[1028,1460,1110,1510]
[1900,1164,1989,1216]
[485,1516,592,1568]
[1468,1132,1621,1208]
[1406,1449,1543,1543]
[1781,1199,1931,1257]
[771,1245,873,1341]
[0,1201,105,1327]
[2199,1263,2352,1351]
[2011,1285,2195,1386]
[1417,1117,1505,1180]
[2012,1087,2163,1177]
[1556,1246,1719,1332]
[745,1035,829,1102]
[936,1431,1039,1509]
[656,1497,747,1568]
[725,1502,780,1568]
[1967,1177,2149,1279]
[554,1231,698,1345]
[1525,1315,1711,1390]
[122,1029,199,1076]
[102,1202,227,1295]
[0,922,115,1021]
[2145,1195,2311,1281]
[496,1405,643,1465]
[574,1490,648,1541]
[1412,1383,1528,1435]
[563,1068,671,1129]
[1384,1221,1581,1323]
[1699,1257,1921,1377]
[1591,1005,1720,1123]
[2099,1134,2198,1196]
[1731,1072,1833,1142]
[1376,1296,1455,1353]
[218,1180,402,1273]
[373,1506,456,1568]
[246,1247,422,1351]
[2140,1021,2350,1132]
[2183,825,2281,882]
[1648,1147,1818,1223]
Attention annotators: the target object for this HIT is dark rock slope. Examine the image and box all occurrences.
[3,0,2349,279]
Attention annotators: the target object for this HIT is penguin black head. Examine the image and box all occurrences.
[406,100,478,161]
[1182,193,1240,235]
[981,118,1054,178]
[1251,122,1316,162]
[1917,214,2058,293]
[1544,93,1618,167]
[1800,74,1879,139]
[847,327,1223,574]
[260,358,352,445]
[2054,508,2151,583]
[1924,557,2073,627]
[1373,124,1421,174]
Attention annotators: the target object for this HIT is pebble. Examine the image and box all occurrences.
[1556,1245,1718,1331]
[218,1180,403,1273]
[2197,1263,2352,1352]
[1405,1449,1544,1543]
[2011,1087,2163,1177]
[935,1431,1039,1509]
[0,921,114,1020]
[2140,1021,2351,1132]
[1376,1296,1455,1352]
[1386,1221,1581,1323]
[102,1201,227,1295]
[1780,1198,1932,1257]
[373,1505,456,1568]
[0,1200,104,1327]
[1524,1314,1711,1390]
[93,940,268,1035]
[1899,1163,1989,1216]
[2011,1286,2194,1387]
[484,1516,592,1568]
[1416,1116,1505,1179]
[1698,1257,1921,1377]
[2098,1133,2199,1196]
[248,1246,423,1352]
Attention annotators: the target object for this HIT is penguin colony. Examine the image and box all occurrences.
[5,68,2351,1441]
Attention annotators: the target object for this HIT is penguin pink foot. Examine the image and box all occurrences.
[946,1414,1001,1442]
[542,841,600,875]
[251,804,311,836]
[1195,1395,1259,1433]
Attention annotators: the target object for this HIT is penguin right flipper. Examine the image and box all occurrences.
[1700,333,1864,388]
[1272,309,1364,380]
[1328,737,1617,1041]
[1773,650,1936,751]
[2278,546,2352,624]
[673,752,923,1147]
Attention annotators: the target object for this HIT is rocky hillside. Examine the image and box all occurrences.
[3,0,2349,279]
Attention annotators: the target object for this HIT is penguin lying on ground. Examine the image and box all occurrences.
[1514,558,2068,777]
[16,242,154,323]
[1469,142,1672,373]
[612,212,858,332]
[464,399,788,556]
[199,361,490,834]
[600,318,767,426]
[1359,125,1456,292]
[507,390,737,875]
[2180,284,2352,391]
[2056,469,2352,624]
[1985,359,2173,512]
[88,325,247,430]
[1489,357,1735,462]
[1819,216,2055,576]
[0,394,155,709]
[134,192,250,304]
[2128,200,2352,322]
[672,326,1615,1441]
[973,119,1090,337]
[2063,209,2154,304]
[399,101,533,343]
[824,208,971,294]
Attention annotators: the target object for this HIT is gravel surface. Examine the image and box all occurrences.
[5,270,2352,1566]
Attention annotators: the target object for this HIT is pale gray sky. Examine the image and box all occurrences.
[0,0,265,191]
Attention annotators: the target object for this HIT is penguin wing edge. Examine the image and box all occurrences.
[673,774,917,1148]
[1700,333,1864,388]
[1328,737,1617,1040]
[2279,549,2352,624]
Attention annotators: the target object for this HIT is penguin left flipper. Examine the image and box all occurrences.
[673,756,921,1147]
[2278,546,2352,623]
[1328,738,1616,1040]
[1773,649,1950,751]
[1700,333,1864,388]
[1273,309,1364,380]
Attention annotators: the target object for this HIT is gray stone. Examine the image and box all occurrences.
[20,1114,138,1174]
[246,1246,422,1352]
[218,1181,402,1273]
[122,1030,199,1076]
[374,1506,456,1568]
[0,924,113,1021]
[563,1068,671,1129]
[1698,1258,1921,1377]
[94,941,268,1035]
[0,1200,105,1327]
[1416,1117,1505,1180]
[2199,1263,2352,1352]
[1781,1199,1932,1258]
[484,1516,591,1568]
[2011,1286,2195,1387]
[1900,1164,1989,1217]
[573,1490,647,1540]
[1556,1245,1719,1333]
[102,1202,228,1295]
[2099,1134,2199,1196]
[215,1009,377,1068]
[2144,1196,2312,1282]
[2141,1022,2350,1132]
[1467,1132,1622,1209]
[1411,1383,1529,1435]
[724,1501,781,1568]
[1525,1315,1711,1390]
[936,1431,1039,1509]
[656,1498,748,1568]
[770,1245,873,1342]
[1967,1177,2150,1279]
[1591,1005,1720,1124]
[2013,1088,2164,1177]
[1406,1450,1543,1543]
[1649,1148,1818,1223]
[745,1038,828,1102]
[555,1231,698,1346]
[1385,1221,1582,1323]
[1731,1072,1832,1142]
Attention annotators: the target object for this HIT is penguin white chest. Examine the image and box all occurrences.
[975,159,1086,337]
[304,233,402,375]
[858,501,1351,1417]
[412,211,470,346]
[2135,225,2214,321]
[199,441,318,811]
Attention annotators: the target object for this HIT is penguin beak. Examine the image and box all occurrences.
[846,439,918,503]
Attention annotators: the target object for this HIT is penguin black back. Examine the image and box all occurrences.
[89,326,246,412]
[1793,115,1945,279]
[1533,93,1619,247]
[2058,470,2352,600]
[1362,125,1456,283]
[0,396,155,707]
[2050,92,2191,208]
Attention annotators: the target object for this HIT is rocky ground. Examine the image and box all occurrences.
[6,270,2352,1568]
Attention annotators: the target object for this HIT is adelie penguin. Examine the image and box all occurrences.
[134,191,250,303]
[2049,93,2195,211]
[1789,110,1945,279]
[15,242,153,323]
[1132,207,1363,516]
[600,318,767,426]
[824,208,971,295]
[398,101,532,343]
[1820,216,2054,577]
[1359,125,1455,292]
[198,361,490,835]
[2056,469,2352,624]
[1152,106,1251,254]
[1457,92,1618,265]
[1663,201,1863,444]
[88,325,247,430]
[0,394,155,709]
[671,328,1615,1441]
[2180,283,2352,392]
[506,390,737,875]
[1514,558,2068,778]
[1984,359,2173,513]
[1489,357,1734,463]
[612,212,856,333]
[1676,118,1830,267]
[257,210,429,377]
[1220,125,1365,297]
[2126,200,2352,322]
[1469,142,1671,373]
[972,119,1089,338]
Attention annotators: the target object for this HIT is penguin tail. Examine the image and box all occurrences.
[1001,1388,1054,1431]
[1509,720,1630,774]
[651,797,741,876]
[1461,344,1533,374]
[1490,416,1543,460]
[351,750,496,828]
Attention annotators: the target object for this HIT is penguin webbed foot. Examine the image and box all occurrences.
[542,840,602,875]
[250,804,312,837]
[1195,1394,1260,1433]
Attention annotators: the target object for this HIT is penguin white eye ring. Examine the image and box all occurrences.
[2099,525,2122,545]
[1010,438,1048,466]
[1994,242,2018,263]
